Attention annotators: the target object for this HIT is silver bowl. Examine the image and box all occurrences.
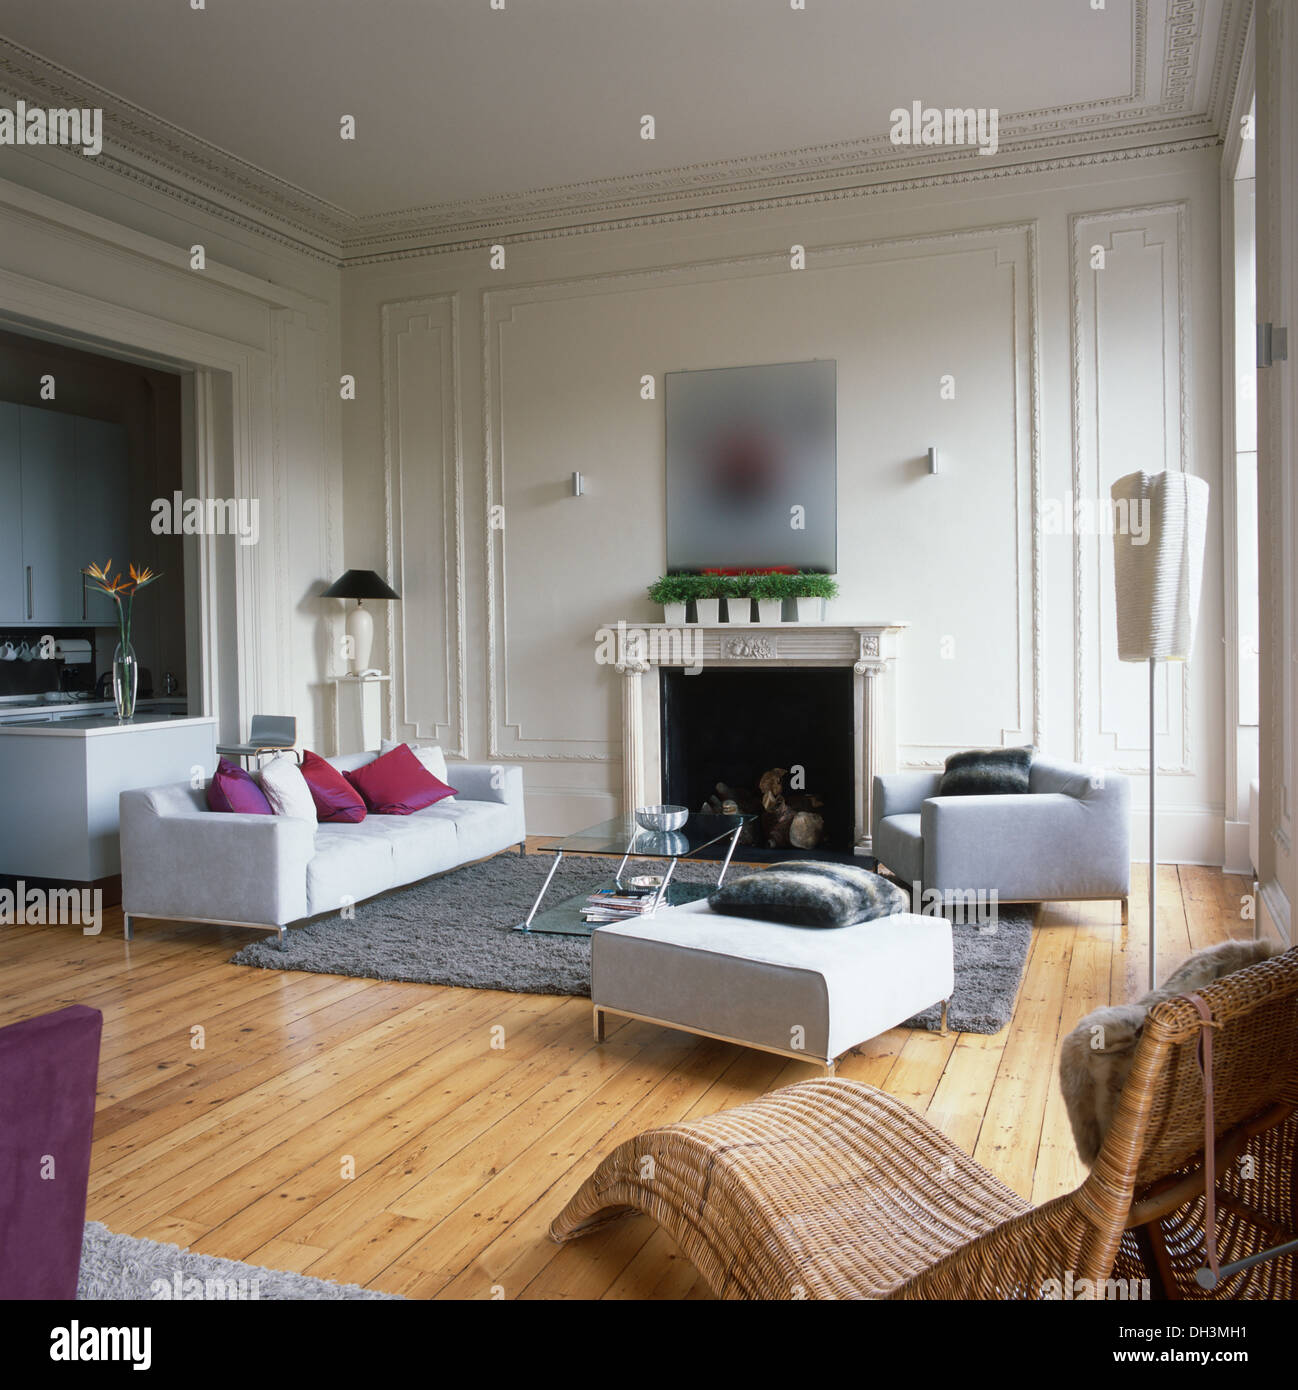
[634,803,689,832]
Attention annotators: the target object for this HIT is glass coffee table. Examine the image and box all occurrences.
[514,812,754,937]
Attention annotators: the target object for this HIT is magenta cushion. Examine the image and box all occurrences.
[301,750,368,823]
[344,743,456,816]
[207,756,273,815]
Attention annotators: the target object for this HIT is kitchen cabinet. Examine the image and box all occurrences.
[74,416,131,624]
[0,403,130,626]
[0,404,23,622]
[19,407,81,623]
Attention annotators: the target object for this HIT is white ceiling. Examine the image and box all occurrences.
[0,0,1247,260]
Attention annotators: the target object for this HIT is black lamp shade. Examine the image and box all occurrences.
[321,569,400,601]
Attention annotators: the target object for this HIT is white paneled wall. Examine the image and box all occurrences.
[344,149,1225,860]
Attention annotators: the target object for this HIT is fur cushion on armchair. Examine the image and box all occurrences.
[1060,939,1276,1165]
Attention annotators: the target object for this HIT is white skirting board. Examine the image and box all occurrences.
[1127,804,1224,868]
[1222,820,1254,876]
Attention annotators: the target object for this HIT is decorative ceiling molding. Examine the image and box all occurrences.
[0,0,1249,268]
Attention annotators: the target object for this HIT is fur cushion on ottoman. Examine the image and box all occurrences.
[708,861,908,928]
[1059,939,1276,1164]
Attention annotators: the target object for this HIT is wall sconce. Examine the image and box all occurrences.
[572,471,585,496]
[927,447,939,475]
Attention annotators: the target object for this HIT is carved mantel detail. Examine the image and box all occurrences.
[605,620,907,854]
[724,637,776,659]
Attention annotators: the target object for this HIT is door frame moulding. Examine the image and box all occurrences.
[1218,10,1257,872]
[0,177,332,737]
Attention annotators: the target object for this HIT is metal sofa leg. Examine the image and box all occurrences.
[277,926,288,952]
[123,913,133,941]
[1121,897,1130,927]
[519,840,527,856]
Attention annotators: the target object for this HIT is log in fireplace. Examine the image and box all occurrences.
[660,667,855,855]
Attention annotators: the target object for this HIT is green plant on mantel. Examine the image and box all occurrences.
[722,573,758,599]
[793,572,840,600]
[693,573,731,600]
[649,570,839,605]
[749,572,795,602]
[647,574,698,606]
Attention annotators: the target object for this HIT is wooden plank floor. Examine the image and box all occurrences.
[0,855,1265,1299]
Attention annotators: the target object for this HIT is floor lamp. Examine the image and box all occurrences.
[1110,470,1209,991]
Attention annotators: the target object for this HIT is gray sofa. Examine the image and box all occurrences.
[119,752,526,947]
[872,755,1130,917]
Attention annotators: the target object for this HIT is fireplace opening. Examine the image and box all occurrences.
[660,666,856,859]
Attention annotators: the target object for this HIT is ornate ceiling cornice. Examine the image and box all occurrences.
[0,0,1249,268]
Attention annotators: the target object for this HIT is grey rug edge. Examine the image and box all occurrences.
[78,1221,401,1301]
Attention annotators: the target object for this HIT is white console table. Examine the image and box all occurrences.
[329,674,389,754]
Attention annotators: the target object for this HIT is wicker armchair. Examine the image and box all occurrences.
[551,946,1298,1299]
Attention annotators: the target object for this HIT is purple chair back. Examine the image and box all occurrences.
[0,1004,103,1299]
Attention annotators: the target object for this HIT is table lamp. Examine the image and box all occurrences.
[321,569,400,674]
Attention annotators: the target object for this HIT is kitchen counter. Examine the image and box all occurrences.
[0,712,207,736]
[0,696,189,718]
[0,714,217,880]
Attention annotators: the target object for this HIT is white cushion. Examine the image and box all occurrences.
[259,754,317,822]
[380,738,455,800]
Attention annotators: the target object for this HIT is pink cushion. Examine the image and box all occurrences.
[344,743,456,816]
[301,750,368,824]
[207,756,274,815]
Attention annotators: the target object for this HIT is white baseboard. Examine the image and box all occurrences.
[1129,805,1225,867]
[525,786,620,836]
[1258,878,1292,948]
[1222,820,1253,876]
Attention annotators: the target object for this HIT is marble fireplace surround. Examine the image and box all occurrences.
[609,621,906,855]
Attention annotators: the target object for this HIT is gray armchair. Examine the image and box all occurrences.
[872,755,1130,919]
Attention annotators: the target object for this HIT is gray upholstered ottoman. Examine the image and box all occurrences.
[590,900,954,1073]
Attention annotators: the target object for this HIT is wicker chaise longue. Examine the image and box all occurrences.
[551,947,1298,1299]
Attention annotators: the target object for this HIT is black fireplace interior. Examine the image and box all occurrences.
[660,666,856,859]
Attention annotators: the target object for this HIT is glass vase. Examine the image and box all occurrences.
[113,640,138,721]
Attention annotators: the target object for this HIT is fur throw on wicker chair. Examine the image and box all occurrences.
[1060,938,1277,1165]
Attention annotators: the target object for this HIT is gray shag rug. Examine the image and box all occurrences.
[231,853,718,997]
[78,1222,400,1300]
[903,909,1034,1032]
[229,852,1033,1033]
